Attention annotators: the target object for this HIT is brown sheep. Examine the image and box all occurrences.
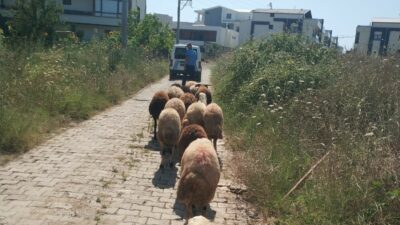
[148,91,169,140]
[177,124,208,162]
[157,108,181,169]
[165,98,186,121]
[180,93,197,111]
[168,86,184,99]
[195,85,212,105]
[203,103,224,151]
[177,138,220,220]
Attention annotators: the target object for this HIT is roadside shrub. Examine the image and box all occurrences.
[213,34,400,224]
[0,38,168,162]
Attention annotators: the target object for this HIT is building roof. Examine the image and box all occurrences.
[372,18,400,24]
[252,8,311,15]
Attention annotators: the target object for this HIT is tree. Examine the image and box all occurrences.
[9,0,62,44]
[128,11,174,56]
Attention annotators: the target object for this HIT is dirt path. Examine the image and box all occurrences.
[0,64,254,225]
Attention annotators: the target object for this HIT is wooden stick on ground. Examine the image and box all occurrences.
[283,150,331,199]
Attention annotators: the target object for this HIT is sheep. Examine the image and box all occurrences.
[195,85,212,105]
[177,124,208,163]
[157,108,181,169]
[203,103,224,151]
[189,85,199,95]
[185,81,198,89]
[197,93,207,106]
[187,216,215,225]
[183,102,206,127]
[172,83,190,93]
[165,98,186,121]
[180,93,197,111]
[177,138,220,220]
[148,91,169,140]
[168,86,185,99]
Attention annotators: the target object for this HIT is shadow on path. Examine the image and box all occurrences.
[173,201,217,221]
[145,138,161,151]
[152,166,177,189]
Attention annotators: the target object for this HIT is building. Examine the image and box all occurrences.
[172,22,239,49]
[354,18,400,55]
[0,0,146,40]
[239,8,324,44]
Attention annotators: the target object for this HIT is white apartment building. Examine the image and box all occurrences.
[0,0,146,40]
[354,18,400,55]
[239,9,324,44]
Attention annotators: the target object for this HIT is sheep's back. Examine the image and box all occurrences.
[180,93,196,111]
[185,102,206,127]
[167,86,184,99]
[177,124,208,162]
[157,108,181,148]
[204,103,224,139]
[178,138,220,206]
[149,91,169,119]
[165,98,186,121]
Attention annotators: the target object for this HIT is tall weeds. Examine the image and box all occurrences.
[213,34,400,224]
[0,39,167,161]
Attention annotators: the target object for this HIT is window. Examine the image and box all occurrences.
[226,13,232,19]
[63,0,71,5]
[355,32,360,44]
[374,32,382,41]
[269,25,274,30]
[270,13,275,17]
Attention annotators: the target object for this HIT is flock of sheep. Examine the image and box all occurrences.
[148,81,224,224]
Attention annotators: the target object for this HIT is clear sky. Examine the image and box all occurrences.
[147,0,400,50]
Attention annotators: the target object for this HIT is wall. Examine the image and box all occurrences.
[204,7,223,27]
[388,31,400,54]
[354,26,371,54]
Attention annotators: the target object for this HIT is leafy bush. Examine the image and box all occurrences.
[213,34,400,224]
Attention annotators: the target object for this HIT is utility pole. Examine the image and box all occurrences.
[121,0,129,48]
[176,0,181,44]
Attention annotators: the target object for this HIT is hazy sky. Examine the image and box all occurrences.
[147,0,400,50]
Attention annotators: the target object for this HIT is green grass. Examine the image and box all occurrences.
[0,38,168,164]
[212,34,400,225]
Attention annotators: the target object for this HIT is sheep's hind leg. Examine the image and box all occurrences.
[185,203,193,220]
[153,118,157,140]
[201,205,208,217]
[213,138,217,151]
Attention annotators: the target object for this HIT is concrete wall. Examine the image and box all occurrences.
[204,7,222,27]
[354,26,371,54]
[388,31,400,54]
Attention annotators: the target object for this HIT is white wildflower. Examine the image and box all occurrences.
[306,102,312,105]
[278,106,283,110]
[251,116,256,119]
[275,86,281,90]
[307,88,313,91]
[287,81,295,85]
[256,122,261,126]
[261,94,267,98]
[299,80,305,83]
[364,132,374,137]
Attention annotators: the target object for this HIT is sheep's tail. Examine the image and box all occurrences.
[176,170,209,203]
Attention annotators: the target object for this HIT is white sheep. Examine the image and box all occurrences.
[177,138,220,220]
[203,103,224,151]
[165,98,186,121]
[182,102,206,127]
[168,86,184,99]
[157,108,181,169]
[188,216,215,225]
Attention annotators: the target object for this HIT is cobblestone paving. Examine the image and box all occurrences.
[0,65,254,225]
